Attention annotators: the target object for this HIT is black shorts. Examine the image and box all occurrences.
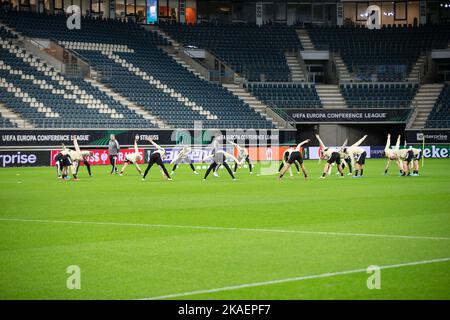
[54,153,63,162]
[327,152,341,165]
[149,152,164,166]
[355,151,367,165]
[405,150,414,163]
[415,150,422,160]
[62,155,72,167]
[287,151,303,164]
[283,151,290,162]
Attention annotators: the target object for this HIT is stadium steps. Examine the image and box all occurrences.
[406,54,426,82]
[285,52,306,82]
[143,25,181,50]
[0,102,34,128]
[2,41,128,121]
[296,29,315,50]
[85,77,169,128]
[166,52,206,81]
[315,85,347,109]
[334,54,352,82]
[104,52,218,122]
[222,83,287,128]
[410,83,444,129]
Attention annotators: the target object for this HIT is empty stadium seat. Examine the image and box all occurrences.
[246,82,322,109]
[340,83,418,108]
[426,83,450,128]
[0,12,274,129]
[160,23,302,82]
[307,24,450,81]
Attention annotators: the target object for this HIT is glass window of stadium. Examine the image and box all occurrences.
[263,2,286,24]
[343,1,421,26]
[197,0,231,24]
[18,0,37,11]
[232,1,256,23]
[158,0,178,22]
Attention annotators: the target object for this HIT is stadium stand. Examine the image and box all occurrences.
[0,39,153,128]
[0,12,275,129]
[246,83,322,109]
[307,25,450,81]
[340,83,419,108]
[0,113,17,127]
[426,83,450,128]
[160,23,302,82]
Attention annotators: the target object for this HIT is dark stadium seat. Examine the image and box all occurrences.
[426,83,450,128]
[160,23,302,82]
[246,83,322,109]
[307,25,450,81]
[340,83,418,108]
[0,12,274,129]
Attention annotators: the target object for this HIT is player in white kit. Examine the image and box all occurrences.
[119,138,143,176]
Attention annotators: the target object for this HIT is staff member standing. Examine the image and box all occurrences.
[108,134,120,174]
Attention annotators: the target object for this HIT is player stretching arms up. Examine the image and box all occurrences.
[278,139,310,180]
[59,147,77,180]
[227,141,253,174]
[70,137,93,177]
[203,149,241,181]
[383,134,403,175]
[170,146,198,175]
[120,138,143,176]
[316,134,344,179]
[391,135,415,176]
[142,139,172,181]
[343,135,368,178]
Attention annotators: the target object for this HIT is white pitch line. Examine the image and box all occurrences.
[0,217,450,241]
[141,257,450,300]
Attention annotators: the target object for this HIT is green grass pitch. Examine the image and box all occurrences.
[0,159,449,300]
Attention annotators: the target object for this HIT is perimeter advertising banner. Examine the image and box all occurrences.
[0,129,293,148]
[411,145,450,158]
[405,129,450,144]
[0,150,50,167]
[284,109,411,123]
[143,146,293,163]
[50,148,144,166]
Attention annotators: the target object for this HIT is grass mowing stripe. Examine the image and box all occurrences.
[1,217,449,241]
[141,257,450,300]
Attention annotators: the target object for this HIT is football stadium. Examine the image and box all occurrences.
[0,0,449,305]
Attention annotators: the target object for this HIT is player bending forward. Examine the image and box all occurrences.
[203,149,241,181]
[316,134,344,179]
[170,146,198,175]
[343,135,368,178]
[383,134,404,175]
[278,147,301,176]
[142,139,172,181]
[120,138,143,176]
[410,147,422,176]
[70,137,93,178]
[278,139,310,180]
[227,141,253,174]
[391,135,415,177]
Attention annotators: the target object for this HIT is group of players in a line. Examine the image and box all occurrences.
[54,133,421,181]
